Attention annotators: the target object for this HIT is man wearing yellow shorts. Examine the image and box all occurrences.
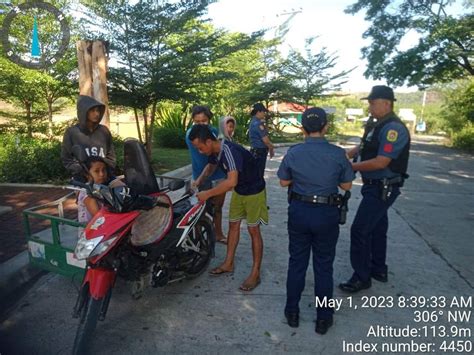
[190,124,268,292]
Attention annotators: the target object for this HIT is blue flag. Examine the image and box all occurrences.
[31,16,41,58]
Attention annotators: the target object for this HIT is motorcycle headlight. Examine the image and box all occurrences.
[75,234,103,260]
[89,236,118,257]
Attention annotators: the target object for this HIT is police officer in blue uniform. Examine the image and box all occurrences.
[340,85,410,293]
[249,103,274,179]
[278,107,354,335]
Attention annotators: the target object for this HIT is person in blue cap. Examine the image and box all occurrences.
[277,107,354,335]
[248,103,274,179]
[339,85,410,293]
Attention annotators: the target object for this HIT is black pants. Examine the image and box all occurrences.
[350,184,400,282]
[251,147,268,179]
[285,200,340,320]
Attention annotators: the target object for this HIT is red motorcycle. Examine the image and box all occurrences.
[69,139,215,354]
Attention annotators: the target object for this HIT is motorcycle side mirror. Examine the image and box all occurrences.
[72,145,88,163]
[168,179,185,191]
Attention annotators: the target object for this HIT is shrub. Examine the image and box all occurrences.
[153,127,187,148]
[451,124,474,153]
[156,104,189,129]
[0,133,126,183]
[111,134,125,173]
[0,134,68,183]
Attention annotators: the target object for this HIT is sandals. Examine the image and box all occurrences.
[209,266,233,276]
[239,278,261,292]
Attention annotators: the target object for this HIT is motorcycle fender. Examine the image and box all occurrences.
[176,203,205,247]
[83,268,116,300]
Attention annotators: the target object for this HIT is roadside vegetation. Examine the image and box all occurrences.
[0,0,472,183]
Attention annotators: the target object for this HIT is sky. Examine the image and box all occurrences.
[207,0,417,93]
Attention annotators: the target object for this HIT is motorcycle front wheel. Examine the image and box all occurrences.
[72,290,106,355]
[185,217,214,278]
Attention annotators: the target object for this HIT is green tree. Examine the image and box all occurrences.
[441,78,474,132]
[81,0,262,155]
[242,41,294,108]
[0,0,77,136]
[197,36,285,117]
[280,37,354,107]
[345,0,474,87]
[0,57,47,137]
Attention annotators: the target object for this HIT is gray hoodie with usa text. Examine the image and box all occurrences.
[61,95,116,175]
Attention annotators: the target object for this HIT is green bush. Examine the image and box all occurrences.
[0,133,126,183]
[111,134,125,173]
[0,134,68,183]
[153,127,187,148]
[156,103,189,129]
[451,124,474,152]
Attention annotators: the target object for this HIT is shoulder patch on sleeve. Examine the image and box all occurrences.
[383,143,393,153]
[386,129,398,142]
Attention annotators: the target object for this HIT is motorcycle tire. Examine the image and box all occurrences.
[185,217,214,279]
[72,291,105,355]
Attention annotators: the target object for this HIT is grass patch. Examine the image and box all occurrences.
[151,147,190,174]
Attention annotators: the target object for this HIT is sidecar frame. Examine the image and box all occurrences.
[23,192,86,278]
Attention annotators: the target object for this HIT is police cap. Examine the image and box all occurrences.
[301,107,327,133]
[361,85,397,101]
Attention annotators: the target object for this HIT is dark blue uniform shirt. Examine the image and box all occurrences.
[209,140,265,195]
[277,137,355,196]
[249,116,268,149]
[361,121,409,180]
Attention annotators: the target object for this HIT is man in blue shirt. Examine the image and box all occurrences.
[185,106,227,244]
[249,103,274,179]
[190,124,267,292]
[278,107,354,334]
[340,85,410,293]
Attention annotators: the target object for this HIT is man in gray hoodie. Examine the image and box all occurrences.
[61,95,116,178]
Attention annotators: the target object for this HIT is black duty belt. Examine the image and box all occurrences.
[362,176,404,186]
[250,147,268,152]
[290,191,342,206]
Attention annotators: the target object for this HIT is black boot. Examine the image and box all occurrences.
[284,311,299,328]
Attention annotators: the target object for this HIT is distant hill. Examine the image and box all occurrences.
[344,90,443,107]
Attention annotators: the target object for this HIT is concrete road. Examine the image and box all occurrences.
[1,138,473,354]
[393,136,474,288]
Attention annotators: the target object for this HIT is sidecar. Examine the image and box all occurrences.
[23,192,87,278]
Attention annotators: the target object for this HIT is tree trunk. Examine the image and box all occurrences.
[133,107,143,143]
[25,101,32,138]
[76,41,93,96]
[91,41,110,127]
[181,101,189,130]
[47,99,53,138]
[146,101,157,158]
[77,40,110,128]
[142,107,149,150]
